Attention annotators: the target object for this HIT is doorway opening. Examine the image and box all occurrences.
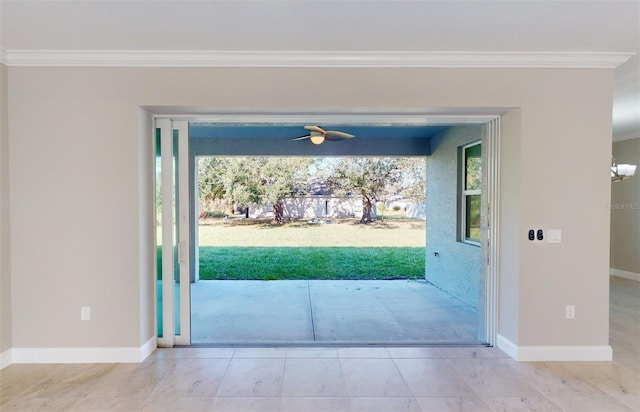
[191,155,469,345]
[154,115,500,348]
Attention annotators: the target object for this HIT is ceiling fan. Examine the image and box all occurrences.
[292,125,355,145]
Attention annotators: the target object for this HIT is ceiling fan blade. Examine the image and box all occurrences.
[324,130,355,141]
[304,125,325,134]
[294,126,354,143]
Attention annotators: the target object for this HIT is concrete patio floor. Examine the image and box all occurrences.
[191,280,481,345]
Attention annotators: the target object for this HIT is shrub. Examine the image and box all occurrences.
[199,210,227,219]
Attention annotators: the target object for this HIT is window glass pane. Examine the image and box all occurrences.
[155,128,163,338]
[465,144,482,191]
[173,129,181,336]
[466,194,481,241]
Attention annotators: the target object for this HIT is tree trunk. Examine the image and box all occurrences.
[273,201,285,224]
[360,197,374,224]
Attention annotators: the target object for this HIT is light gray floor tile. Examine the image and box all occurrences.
[216,358,285,397]
[340,358,411,397]
[148,358,230,398]
[487,396,564,411]
[85,359,172,399]
[394,358,477,397]
[386,346,442,359]
[506,360,606,399]
[437,346,509,359]
[67,396,147,411]
[349,397,422,412]
[285,347,338,358]
[141,396,216,412]
[209,397,281,412]
[548,395,636,412]
[613,349,640,373]
[165,347,236,358]
[1,364,62,399]
[27,364,119,399]
[1,397,79,412]
[416,397,492,412]
[281,396,351,412]
[551,361,640,411]
[446,358,545,398]
[337,347,390,358]
[234,347,287,358]
[282,358,347,396]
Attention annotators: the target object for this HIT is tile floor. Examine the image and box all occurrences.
[1,277,638,412]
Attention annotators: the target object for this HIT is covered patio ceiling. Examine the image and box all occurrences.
[189,123,451,157]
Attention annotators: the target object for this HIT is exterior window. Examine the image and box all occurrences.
[462,142,481,244]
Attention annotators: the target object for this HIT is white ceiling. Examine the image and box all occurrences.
[1,0,638,140]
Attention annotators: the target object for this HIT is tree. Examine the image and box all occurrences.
[260,157,312,223]
[199,156,425,224]
[327,157,403,223]
[198,157,230,211]
[398,158,426,202]
[198,157,312,223]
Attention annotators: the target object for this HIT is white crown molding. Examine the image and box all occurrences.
[2,50,634,69]
[0,48,7,66]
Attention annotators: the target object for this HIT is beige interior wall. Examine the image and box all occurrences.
[517,79,613,345]
[611,138,640,274]
[137,109,155,344]
[6,66,613,350]
[0,62,11,354]
[498,109,522,344]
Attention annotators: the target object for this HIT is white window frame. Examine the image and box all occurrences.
[155,118,191,347]
[461,141,482,246]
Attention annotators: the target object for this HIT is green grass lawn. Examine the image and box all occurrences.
[199,247,425,280]
[197,217,426,280]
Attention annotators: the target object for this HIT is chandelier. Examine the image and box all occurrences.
[611,156,637,183]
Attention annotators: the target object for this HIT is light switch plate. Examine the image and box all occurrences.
[81,306,91,321]
[547,229,562,243]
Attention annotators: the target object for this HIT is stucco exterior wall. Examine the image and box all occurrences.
[425,126,483,309]
[249,197,363,220]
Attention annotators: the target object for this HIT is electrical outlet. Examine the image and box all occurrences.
[565,305,575,319]
[81,306,91,321]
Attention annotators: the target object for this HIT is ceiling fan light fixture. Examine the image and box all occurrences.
[292,125,354,145]
[310,133,325,145]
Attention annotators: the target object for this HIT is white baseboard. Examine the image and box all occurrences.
[140,337,157,361]
[496,334,612,361]
[496,334,518,359]
[610,268,640,282]
[0,348,12,369]
[10,337,156,365]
